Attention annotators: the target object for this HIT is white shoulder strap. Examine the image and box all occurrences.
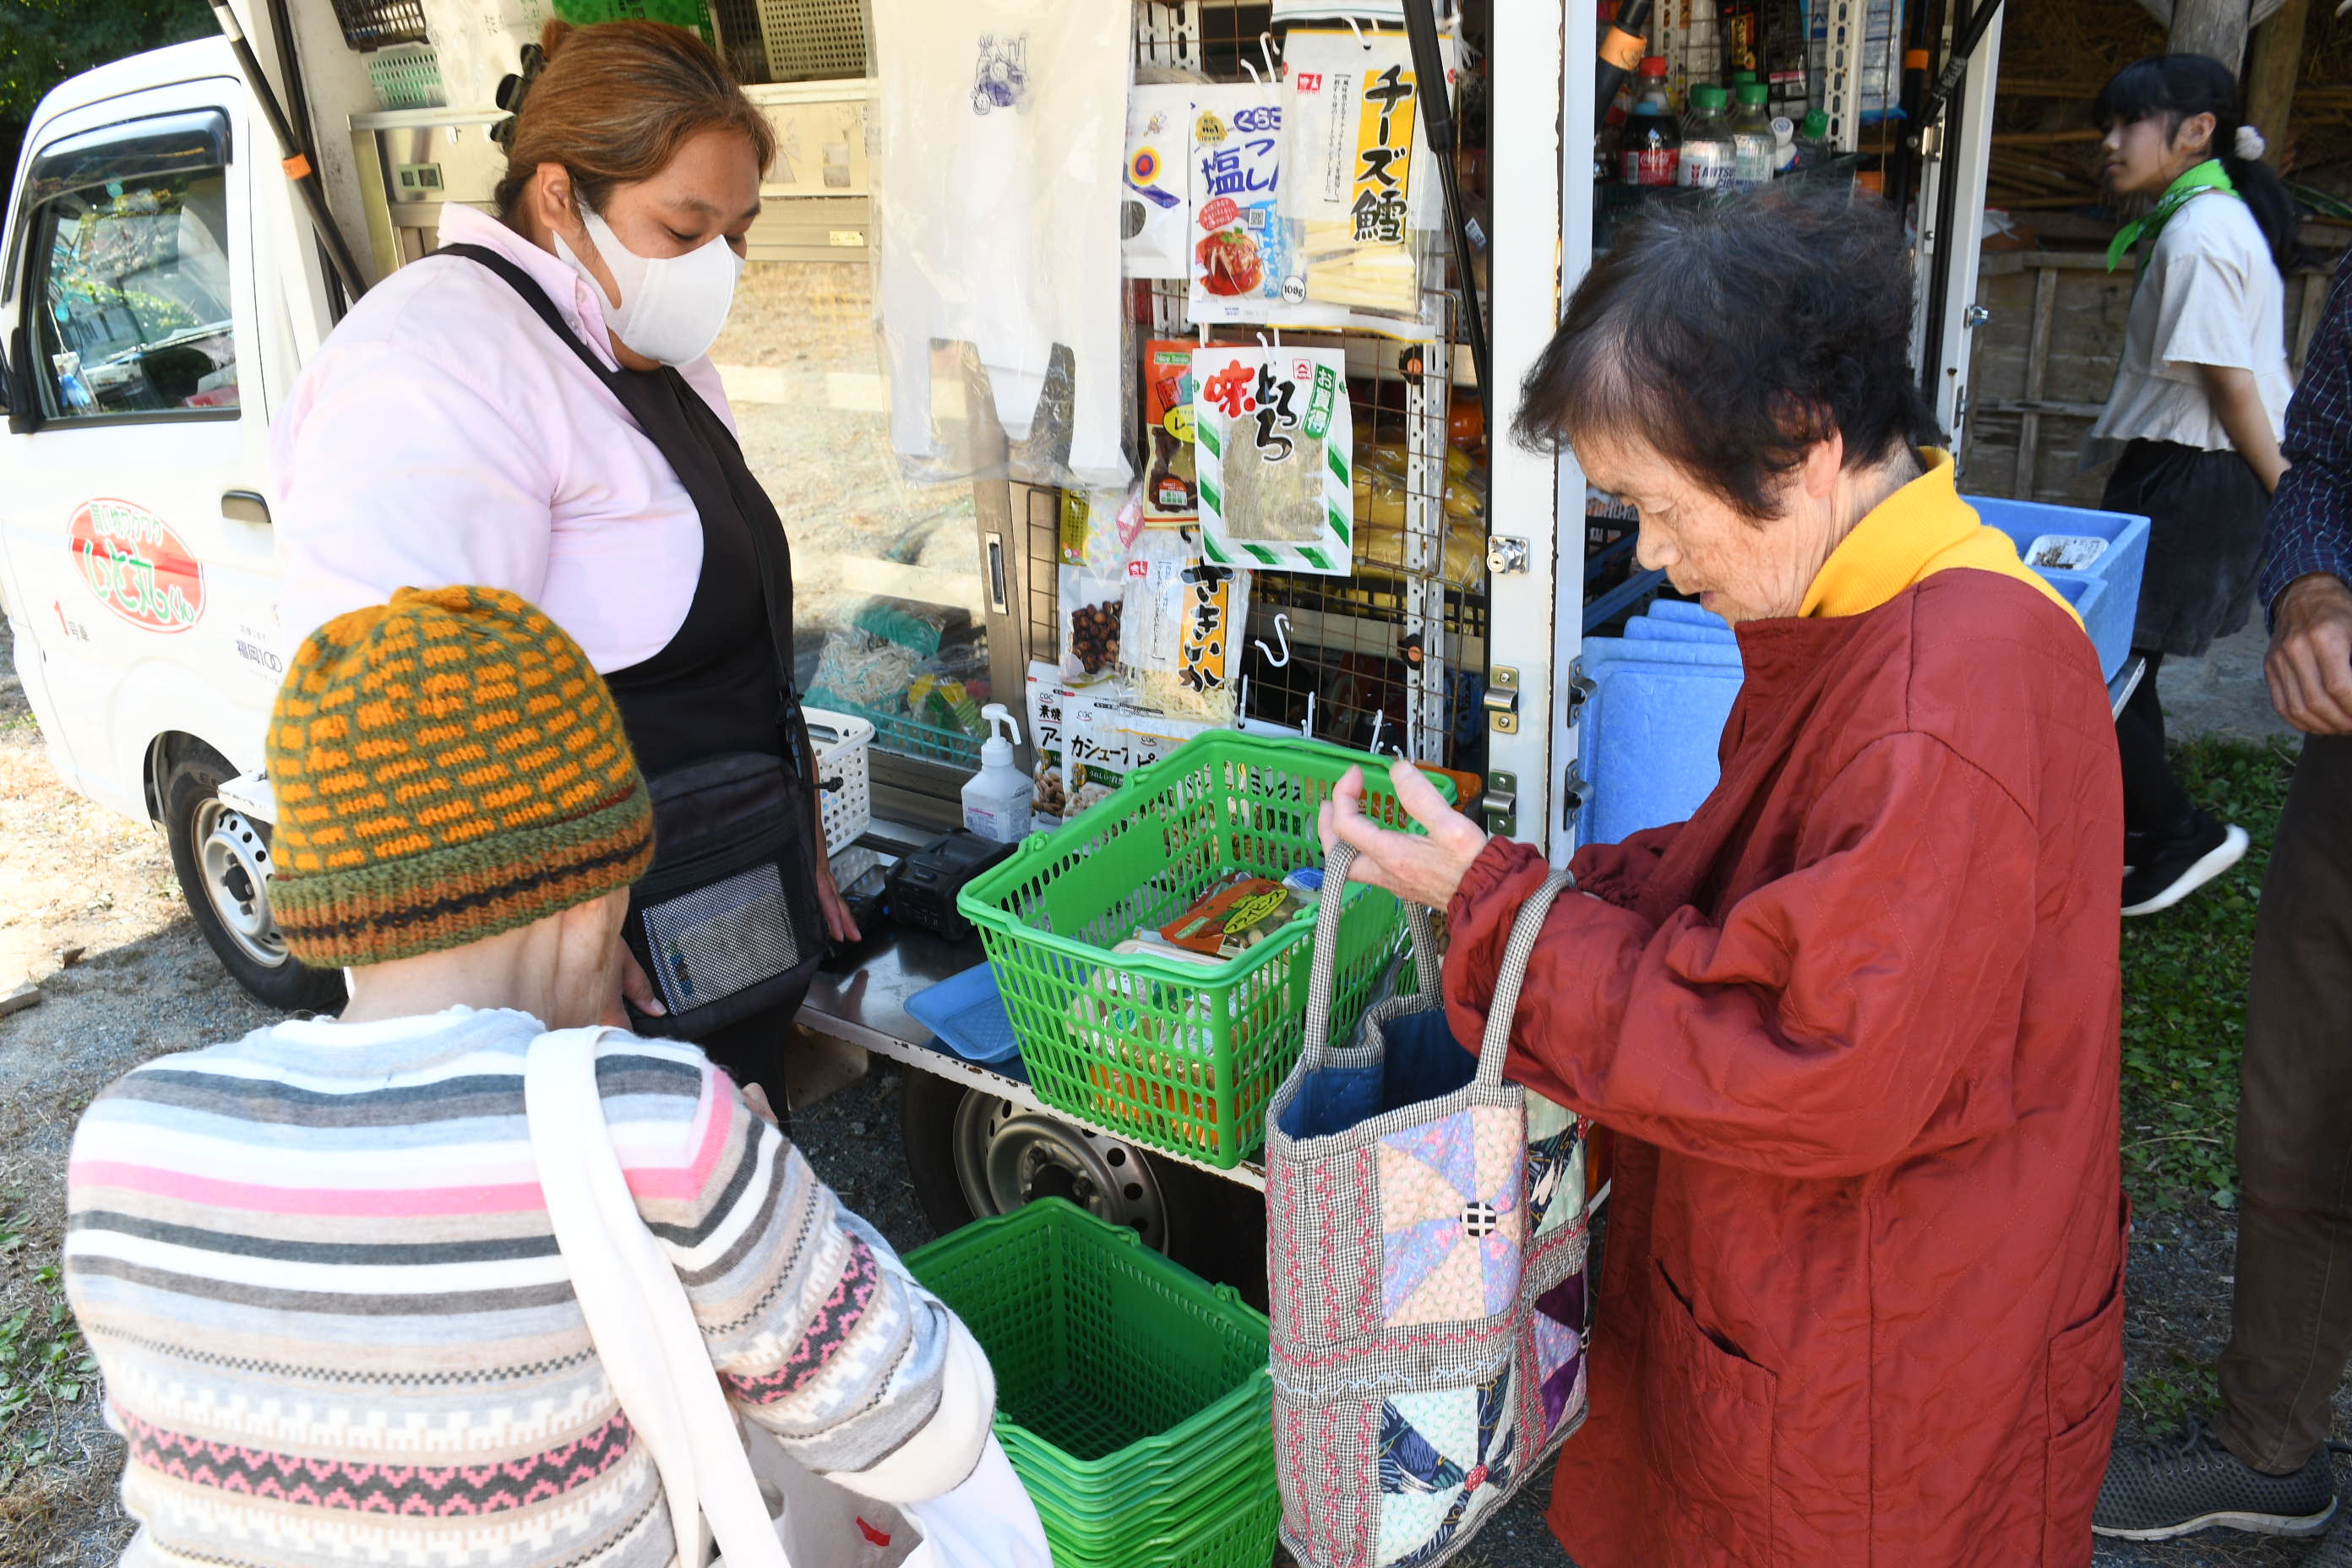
[525,1026,791,1568]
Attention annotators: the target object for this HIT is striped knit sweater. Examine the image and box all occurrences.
[63,1006,991,1567]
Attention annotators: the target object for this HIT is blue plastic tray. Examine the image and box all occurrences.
[1967,494,2150,683]
[905,962,1022,1064]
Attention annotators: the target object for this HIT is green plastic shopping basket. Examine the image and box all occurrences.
[956,731,1453,1167]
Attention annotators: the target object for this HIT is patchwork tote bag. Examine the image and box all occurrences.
[1263,844,1593,1568]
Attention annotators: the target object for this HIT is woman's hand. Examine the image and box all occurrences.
[606,940,666,1028]
[1318,759,1490,910]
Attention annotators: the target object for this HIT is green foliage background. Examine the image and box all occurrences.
[2,0,215,183]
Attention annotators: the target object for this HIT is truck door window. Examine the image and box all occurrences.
[29,171,237,422]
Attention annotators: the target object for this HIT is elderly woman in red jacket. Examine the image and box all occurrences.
[1326,194,2126,1566]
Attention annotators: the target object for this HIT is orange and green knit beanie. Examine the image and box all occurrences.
[265,585,654,967]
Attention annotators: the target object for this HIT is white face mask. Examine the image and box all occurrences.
[555,205,743,367]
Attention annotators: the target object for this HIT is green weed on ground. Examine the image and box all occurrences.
[2117,736,2301,1211]
[0,1205,99,1489]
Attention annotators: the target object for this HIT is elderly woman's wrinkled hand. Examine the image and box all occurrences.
[1318,759,1491,911]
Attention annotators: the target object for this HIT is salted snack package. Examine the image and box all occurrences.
[1195,344,1355,576]
[1188,83,1297,322]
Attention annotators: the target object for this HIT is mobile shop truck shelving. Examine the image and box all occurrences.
[0,0,2041,1297]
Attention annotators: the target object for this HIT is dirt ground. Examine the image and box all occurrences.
[0,602,2344,1566]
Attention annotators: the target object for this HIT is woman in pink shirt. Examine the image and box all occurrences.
[270,20,857,1093]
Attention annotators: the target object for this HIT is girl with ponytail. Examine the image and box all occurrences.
[2086,52,2299,917]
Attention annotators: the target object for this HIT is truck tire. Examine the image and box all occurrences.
[899,1071,1266,1309]
[162,753,345,1013]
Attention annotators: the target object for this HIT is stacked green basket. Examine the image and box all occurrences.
[905,1200,1279,1568]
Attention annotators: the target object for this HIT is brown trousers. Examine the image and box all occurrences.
[2215,733,2352,1473]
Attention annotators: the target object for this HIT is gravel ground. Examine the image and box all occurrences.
[0,598,2344,1567]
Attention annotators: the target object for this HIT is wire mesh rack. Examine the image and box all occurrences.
[1018,0,1494,776]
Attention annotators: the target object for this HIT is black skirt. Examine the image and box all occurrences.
[2099,438,2271,659]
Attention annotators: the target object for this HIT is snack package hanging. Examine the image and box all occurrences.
[1196,345,1354,577]
[1189,84,1298,323]
[1117,530,1250,722]
[1123,84,1193,280]
[1058,486,1145,686]
[1282,27,1457,319]
[1141,340,1201,522]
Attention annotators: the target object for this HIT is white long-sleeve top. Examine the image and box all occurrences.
[268,204,733,667]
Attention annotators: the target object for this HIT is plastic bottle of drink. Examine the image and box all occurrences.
[1792,108,1833,172]
[1620,86,1681,188]
[1678,85,1734,191]
[1729,83,1775,191]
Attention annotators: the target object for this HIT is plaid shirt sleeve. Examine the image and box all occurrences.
[2260,247,2352,623]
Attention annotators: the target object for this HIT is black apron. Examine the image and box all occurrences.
[439,244,825,1043]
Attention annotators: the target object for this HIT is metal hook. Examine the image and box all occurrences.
[1344,14,1372,48]
[1258,30,1280,79]
[1368,708,1385,754]
[1303,691,1316,741]
[1252,612,1293,669]
[1239,57,1262,85]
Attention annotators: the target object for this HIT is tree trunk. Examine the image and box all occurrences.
[2241,0,2309,166]
[2164,0,2253,69]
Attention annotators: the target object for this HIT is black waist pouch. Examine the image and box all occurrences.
[625,752,824,1039]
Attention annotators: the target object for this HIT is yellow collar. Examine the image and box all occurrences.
[1800,449,2079,624]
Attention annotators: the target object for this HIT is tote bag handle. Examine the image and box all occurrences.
[1300,841,1445,1069]
[524,1026,795,1568]
[1473,869,1576,1088]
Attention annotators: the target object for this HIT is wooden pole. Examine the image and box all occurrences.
[2242,0,2309,166]
[2166,0,2252,70]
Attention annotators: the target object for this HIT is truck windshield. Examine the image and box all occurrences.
[32,171,237,419]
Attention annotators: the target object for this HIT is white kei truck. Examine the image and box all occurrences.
[0,0,2016,1292]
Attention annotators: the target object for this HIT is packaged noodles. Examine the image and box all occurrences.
[1195,344,1355,577]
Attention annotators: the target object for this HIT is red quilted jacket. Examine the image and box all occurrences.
[1443,569,2126,1567]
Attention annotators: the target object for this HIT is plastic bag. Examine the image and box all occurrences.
[1196,345,1355,576]
[871,0,1135,489]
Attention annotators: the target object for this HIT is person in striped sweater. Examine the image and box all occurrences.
[64,586,998,1566]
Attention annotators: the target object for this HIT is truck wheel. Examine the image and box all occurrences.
[900,1071,1266,1308]
[162,754,344,1013]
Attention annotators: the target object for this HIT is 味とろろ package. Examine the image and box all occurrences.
[1195,345,1354,576]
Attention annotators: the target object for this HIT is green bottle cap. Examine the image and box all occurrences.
[1692,84,1729,109]
[1737,84,1769,106]
[1801,109,1831,138]
[1732,70,1758,84]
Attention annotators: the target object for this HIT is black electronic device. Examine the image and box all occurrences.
[885,830,1017,943]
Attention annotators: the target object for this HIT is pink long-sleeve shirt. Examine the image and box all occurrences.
[269,204,737,669]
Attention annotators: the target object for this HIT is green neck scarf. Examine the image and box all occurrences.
[2106,158,2238,272]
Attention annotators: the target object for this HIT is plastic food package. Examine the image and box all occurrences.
[1123,84,1193,280]
[1116,531,1248,723]
[1282,27,1451,318]
[1188,84,1298,323]
[1195,345,1354,576]
[1141,340,1200,522]
[807,629,920,711]
[1159,876,1312,957]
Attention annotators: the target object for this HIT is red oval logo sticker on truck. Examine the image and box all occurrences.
[69,498,204,633]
